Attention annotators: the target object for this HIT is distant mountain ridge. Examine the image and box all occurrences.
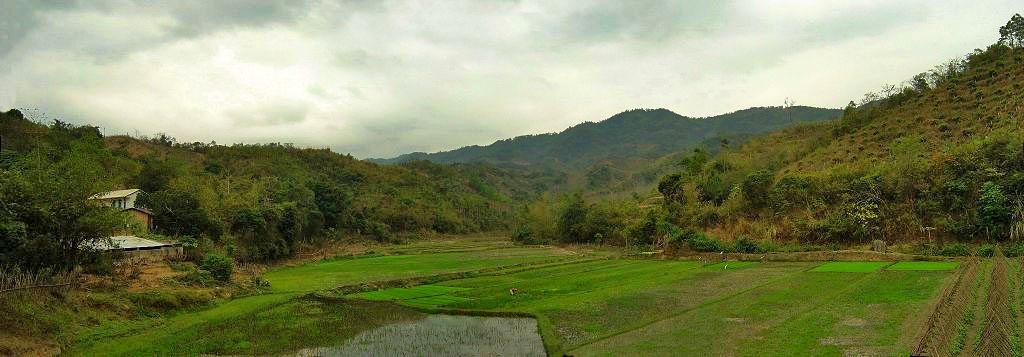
[372,106,843,172]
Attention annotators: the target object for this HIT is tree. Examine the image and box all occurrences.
[138,189,220,239]
[999,13,1024,48]
[135,156,180,192]
[979,182,1010,239]
[657,173,686,205]
[556,193,589,243]
[741,170,773,208]
[0,146,123,270]
[696,173,729,205]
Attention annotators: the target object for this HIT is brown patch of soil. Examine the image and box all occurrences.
[126,260,182,292]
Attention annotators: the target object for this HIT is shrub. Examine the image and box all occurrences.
[976,244,996,257]
[938,243,971,257]
[733,235,759,253]
[200,254,234,283]
[741,170,773,208]
[1004,242,1024,257]
[688,232,728,252]
[178,269,217,286]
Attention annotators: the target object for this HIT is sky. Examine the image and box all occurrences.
[1,1,1021,158]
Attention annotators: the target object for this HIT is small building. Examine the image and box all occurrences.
[88,189,153,233]
[86,235,182,258]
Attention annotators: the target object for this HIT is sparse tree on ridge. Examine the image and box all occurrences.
[999,14,1024,48]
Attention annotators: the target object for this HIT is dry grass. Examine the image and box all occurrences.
[0,266,78,299]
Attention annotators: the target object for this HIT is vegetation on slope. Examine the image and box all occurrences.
[510,16,1024,252]
[0,111,556,268]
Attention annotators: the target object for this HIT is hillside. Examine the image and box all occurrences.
[651,44,1024,245]
[0,110,556,267]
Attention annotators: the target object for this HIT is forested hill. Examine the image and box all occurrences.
[0,110,556,267]
[648,42,1024,246]
[373,106,842,171]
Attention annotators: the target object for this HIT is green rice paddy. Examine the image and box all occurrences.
[69,238,958,356]
[810,261,893,272]
[886,261,960,271]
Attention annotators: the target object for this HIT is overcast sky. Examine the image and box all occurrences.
[1,1,1020,158]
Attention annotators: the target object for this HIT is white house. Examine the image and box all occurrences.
[88,189,153,232]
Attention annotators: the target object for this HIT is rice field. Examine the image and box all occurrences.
[72,238,997,356]
[809,261,893,272]
[887,261,961,271]
[291,314,546,357]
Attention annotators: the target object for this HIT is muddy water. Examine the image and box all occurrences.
[291,314,546,357]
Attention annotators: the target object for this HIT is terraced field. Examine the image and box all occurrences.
[70,237,1021,356]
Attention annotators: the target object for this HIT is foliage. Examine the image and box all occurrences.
[200,254,234,283]
[999,13,1024,48]
[687,231,727,252]
[978,182,1011,239]
[741,170,773,208]
[733,235,759,253]
[1,108,550,268]
[976,244,996,257]
[938,243,971,257]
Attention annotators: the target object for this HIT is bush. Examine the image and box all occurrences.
[976,243,996,257]
[200,254,234,283]
[688,232,728,252]
[733,235,759,253]
[1004,243,1024,257]
[938,243,971,257]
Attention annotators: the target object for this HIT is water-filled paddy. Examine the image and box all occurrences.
[292,315,545,357]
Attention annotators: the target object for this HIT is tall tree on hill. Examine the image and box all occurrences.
[999,14,1024,48]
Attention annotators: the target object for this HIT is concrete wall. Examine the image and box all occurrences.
[122,246,182,259]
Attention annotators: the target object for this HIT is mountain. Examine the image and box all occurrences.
[374,106,842,195]
[375,107,842,170]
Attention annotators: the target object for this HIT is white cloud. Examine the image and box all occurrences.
[2,0,1021,158]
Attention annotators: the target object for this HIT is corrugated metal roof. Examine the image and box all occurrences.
[87,236,174,251]
[88,189,142,200]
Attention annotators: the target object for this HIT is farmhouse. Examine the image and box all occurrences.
[88,189,153,233]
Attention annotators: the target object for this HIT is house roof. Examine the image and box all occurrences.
[124,206,154,215]
[86,235,175,251]
[89,189,142,200]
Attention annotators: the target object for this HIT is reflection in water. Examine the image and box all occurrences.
[292,314,545,357]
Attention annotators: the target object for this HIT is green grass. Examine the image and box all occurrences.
[351,285,470,301]
[403,295,474,308]
[429,260,812,350]
[886,261,960,271]
[704,261,758,269]
[571,269,951,356]
[265,246,570,293]
[734,271,950,356]
[810,261,892,272]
